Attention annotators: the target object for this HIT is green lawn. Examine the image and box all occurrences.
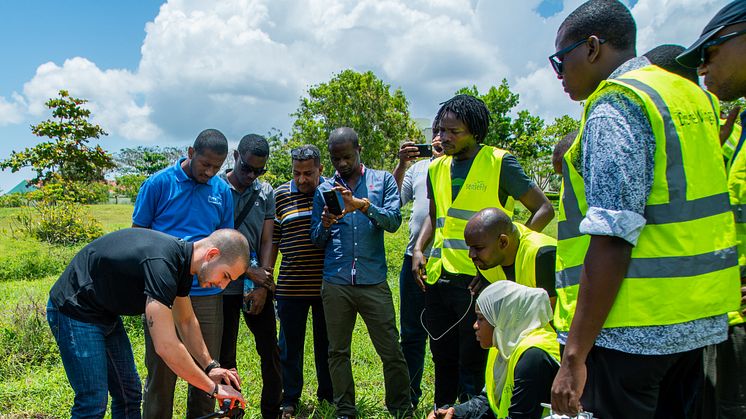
[0,203,557,418]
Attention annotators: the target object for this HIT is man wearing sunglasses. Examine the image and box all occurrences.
[220,134,282,419]
[548,1,739,418]
[678,2,746,418]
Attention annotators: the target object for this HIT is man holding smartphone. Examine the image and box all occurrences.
[391,118,444,408]
[310,127,412,419]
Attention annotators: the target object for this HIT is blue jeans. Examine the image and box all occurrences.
[277,298,333,408]
[399,254,428,407]
[47,300,141,419]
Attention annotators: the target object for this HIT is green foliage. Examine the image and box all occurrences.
[26,179,110,205]
[0,293,59,378]
[0,237,74,281]
[0,193,30,208]
[115,146,183,176]
[261,129,298,187]
[721,97,746,115]
[291,69,422,173]
[456,80,519,147]
[0,90,115,184]
[115,174,147,201]
[14,201,104,246]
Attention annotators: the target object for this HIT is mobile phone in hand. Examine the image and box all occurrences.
[415,144,433,158]
[322,190,345,216]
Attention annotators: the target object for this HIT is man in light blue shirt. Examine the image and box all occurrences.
[133,128,234,419]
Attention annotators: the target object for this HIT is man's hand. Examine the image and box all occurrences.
[721,106,741,145]
[398,141,420,163]
[427,407,454,419]
[321,206,341,228]
[216,383,246,407]
[551,357,587,417]
[247,266,273,290]
[411,249,427,292]
[468,275,488,296]
[208,367,242,390]
[334,186,366,214]
[247,286,268,315]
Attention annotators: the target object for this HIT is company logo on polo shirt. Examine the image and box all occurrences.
[208,195,223,206]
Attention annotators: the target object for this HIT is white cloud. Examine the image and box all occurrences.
[2,0,734,144]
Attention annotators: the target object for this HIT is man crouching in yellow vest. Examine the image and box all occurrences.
[464,207,558,310]
[429,281,560,419]
[548,1,740,418]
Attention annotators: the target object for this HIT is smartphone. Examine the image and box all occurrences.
[415,144,433,158]
[322,190,345,216]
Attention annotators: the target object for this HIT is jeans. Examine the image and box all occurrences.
[220,293,282,419]
[47,300,141,419]
[277,298,333,409]
[425,276,486,406]
[697,323,746,419]
[322,281,412,418]
[399,254,428,407]
[142,294,223,419]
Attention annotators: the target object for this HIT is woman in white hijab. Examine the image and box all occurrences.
[429,281,560,419]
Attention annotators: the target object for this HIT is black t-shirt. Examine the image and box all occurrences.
[49,228,193,325]
[428,152,535,207]
[500,246,557,297]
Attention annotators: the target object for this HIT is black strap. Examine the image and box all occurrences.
[234,188,260,228]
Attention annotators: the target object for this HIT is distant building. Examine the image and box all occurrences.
[4,180,37,195]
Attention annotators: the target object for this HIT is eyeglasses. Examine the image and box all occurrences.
[548,37,606,76]
[237,153,266,176]
[291,147,320,161]
[699,29,746,66]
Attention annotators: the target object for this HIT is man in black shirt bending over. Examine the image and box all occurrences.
[47,228,249,418]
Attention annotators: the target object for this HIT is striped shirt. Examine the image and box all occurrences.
[273,179,325,300]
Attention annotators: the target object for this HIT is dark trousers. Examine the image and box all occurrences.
[321,281,412,417]
[399,254,428,407]
[579,345,704,419]
[142,294,223,419]
[425,276,486,406]
[220,293,282,419]
[697,323,746,419]
[277,298,333,408]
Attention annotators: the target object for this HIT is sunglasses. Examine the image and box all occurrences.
[699,29,746,66]
[548,37,606,76]
[237,153,266,176]
[291,147,320,160]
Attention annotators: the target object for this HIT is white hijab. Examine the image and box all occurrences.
[476,281,553,402]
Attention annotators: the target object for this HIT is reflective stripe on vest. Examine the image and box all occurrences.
[554,65,740,332]
[726,121,746,326]
[426,146,514,283]
[485,325,560,418]
[481,223,556,286]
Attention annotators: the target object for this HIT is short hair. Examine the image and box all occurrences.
[561,0,636,52]
[436,94,491,144]
[553,130,577,161]
[291,144,321,166]
[194,129,228,156]
[466,207,516,238]
[644,44,699,84]
[328,127,359,148]
[206,229,250,269]
[237,134,269,158]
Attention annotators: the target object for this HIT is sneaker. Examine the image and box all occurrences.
[281,405,295,419]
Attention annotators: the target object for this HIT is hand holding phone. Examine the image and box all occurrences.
[414,144,433,158]
[322,189,345,216]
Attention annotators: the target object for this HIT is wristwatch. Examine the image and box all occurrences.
[204,359,220,375]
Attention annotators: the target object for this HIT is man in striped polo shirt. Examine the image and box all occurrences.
[270,145,333,418]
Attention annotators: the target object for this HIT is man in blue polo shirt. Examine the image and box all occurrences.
[133,128,235,419]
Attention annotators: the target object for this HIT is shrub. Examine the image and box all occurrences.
[14,201,104,246]
[0,193,30,208]
[0,293,59,377]
[115,174,147,201]
[32,180,110,204]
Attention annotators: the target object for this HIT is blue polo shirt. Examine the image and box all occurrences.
[132,158,234,296]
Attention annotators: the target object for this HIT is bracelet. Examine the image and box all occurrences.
[209,382,219,399]
[204,359,220,375]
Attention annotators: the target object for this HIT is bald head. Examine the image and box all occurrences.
[205,229,250,269]
[465,208,515,238]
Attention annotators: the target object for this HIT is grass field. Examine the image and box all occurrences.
[0,203,557,418]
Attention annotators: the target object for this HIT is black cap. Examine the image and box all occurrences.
[677,0,746,68]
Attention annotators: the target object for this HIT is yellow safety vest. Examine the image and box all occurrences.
[726,124,746,326]
[555,65,740,332]
[426,146,514,284]
[485,325,560,419]
[480,223,556,287]
[722,120,741,162]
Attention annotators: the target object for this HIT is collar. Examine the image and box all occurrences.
[334,164,365,190]
[609,56,650,80]
[221,169,260,194]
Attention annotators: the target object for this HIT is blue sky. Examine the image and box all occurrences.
[0,0,717,192]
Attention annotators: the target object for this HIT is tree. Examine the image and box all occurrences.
[290,70,422,173]
[114,146,184,176]
[1,90,115,184]
[531,115,581,191]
